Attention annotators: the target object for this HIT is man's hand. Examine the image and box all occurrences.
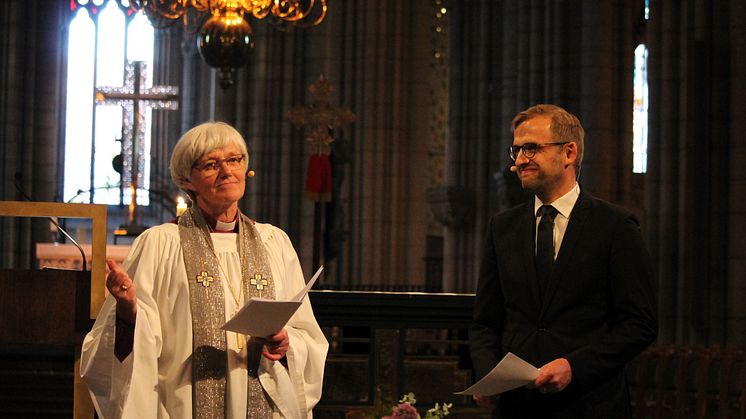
[106,259,137,323]
[527,358,572,393]
[252,329,290,361]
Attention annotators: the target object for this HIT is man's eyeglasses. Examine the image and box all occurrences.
[193,155,245,175]
[508,142,568,161]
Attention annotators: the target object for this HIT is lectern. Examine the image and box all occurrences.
[0,201,106,419]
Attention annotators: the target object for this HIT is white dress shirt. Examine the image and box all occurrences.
[534,183,580,259]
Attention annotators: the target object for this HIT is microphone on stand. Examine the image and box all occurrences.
[14,173,88,272]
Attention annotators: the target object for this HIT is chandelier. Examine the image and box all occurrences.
[72,0,327,89]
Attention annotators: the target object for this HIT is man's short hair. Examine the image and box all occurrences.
[511,104,585,170]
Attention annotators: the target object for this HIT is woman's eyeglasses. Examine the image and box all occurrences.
[193,155,245,175]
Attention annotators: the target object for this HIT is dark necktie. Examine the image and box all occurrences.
[536,205,559,290]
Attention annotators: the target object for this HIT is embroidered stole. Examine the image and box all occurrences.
[179,207,275,418]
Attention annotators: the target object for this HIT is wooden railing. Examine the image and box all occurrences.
[627,345,746,419]
[310,290,489,419]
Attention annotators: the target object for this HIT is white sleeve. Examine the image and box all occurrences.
[257,224,329,419]
[80,227,177,419]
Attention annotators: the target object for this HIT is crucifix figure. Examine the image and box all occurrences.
[96,61,178,236]
[286,74,356,270]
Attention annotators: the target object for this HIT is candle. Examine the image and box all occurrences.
[176,196,187,217]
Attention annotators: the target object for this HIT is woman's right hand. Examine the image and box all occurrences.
[106,259,137,323]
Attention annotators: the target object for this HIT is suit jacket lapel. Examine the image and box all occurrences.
[539,192,592,320]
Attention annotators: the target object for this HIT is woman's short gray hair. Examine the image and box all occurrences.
[169,122,249,192]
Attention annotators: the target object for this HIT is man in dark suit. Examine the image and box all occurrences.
[469,104,657,418]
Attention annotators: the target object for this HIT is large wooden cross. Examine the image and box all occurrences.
[96,61,178,235]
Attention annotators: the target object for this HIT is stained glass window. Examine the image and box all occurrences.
[64,0,155,205]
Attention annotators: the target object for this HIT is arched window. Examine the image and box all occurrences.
[64,0,155,205]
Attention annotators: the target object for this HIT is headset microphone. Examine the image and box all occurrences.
[510,165,518,173]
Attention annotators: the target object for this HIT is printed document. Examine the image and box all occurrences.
[222,266,323,337]
[456,352,540,396]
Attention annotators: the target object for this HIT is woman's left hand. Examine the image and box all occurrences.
[254,329,289,361]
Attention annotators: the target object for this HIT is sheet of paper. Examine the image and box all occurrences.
[455,352,540,396]
[221,266,323,337]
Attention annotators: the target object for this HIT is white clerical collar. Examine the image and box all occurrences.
[214,219,237,232]
[534,183,580,219]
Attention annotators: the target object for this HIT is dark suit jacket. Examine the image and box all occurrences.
[470,192,657,419]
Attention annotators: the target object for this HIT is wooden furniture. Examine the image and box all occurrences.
[0,201,107,419]
[627,345,746,419]
[0,269,90,346]
[0,269,91,417]
[310,290,488,419]
[0,201,107,317]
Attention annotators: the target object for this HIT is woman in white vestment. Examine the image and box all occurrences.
[81,122,329,419]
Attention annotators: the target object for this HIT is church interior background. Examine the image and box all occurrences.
[1,0,745,417]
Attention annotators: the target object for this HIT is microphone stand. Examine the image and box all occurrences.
[13,173,88,272]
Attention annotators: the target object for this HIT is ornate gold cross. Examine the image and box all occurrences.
[195,270,215,288]
[250,273,268,291]
[285,74,356,156]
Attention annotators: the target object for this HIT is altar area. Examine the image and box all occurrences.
[36,243,130,270]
